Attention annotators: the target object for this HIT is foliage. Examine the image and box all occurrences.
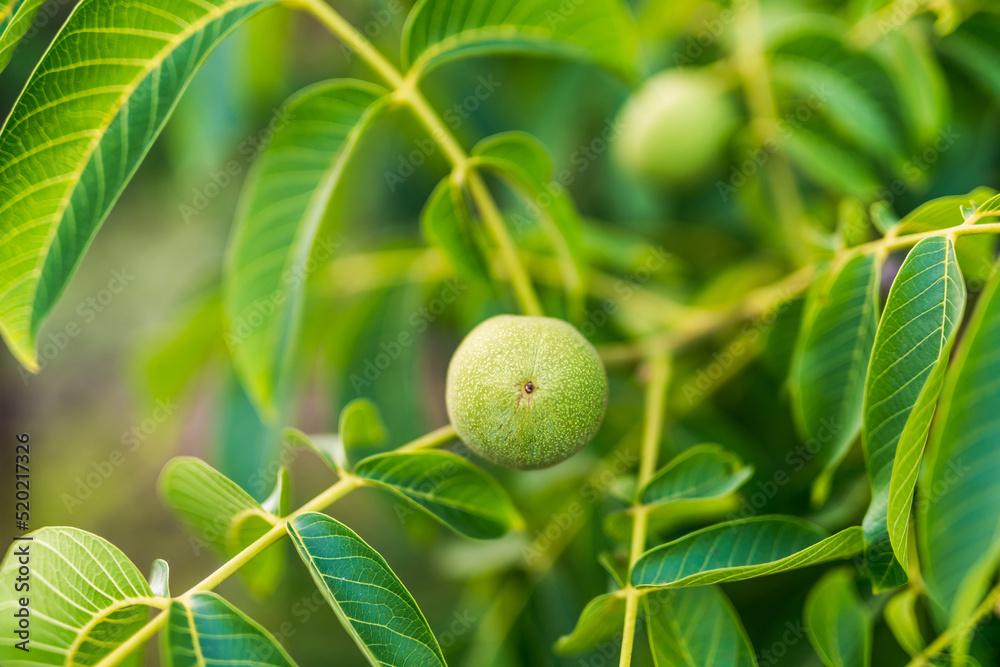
[3,0,1000,665]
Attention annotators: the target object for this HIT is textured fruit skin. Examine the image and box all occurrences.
[446,315,608,470]
[614,68,736,183]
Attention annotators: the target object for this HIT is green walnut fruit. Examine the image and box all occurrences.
[614,68,737,183]
[446,315,608,470]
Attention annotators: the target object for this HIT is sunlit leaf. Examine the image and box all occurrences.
[919,261,1000,617]
[288,512,446,666]
[149,559,171,599]
[631,516,863,589]
[224,79,388,416]
[791,252,880,506]
[885,589,926,657]
[402,0,638,77]
[862,236,964,591]
[163,591,297,666]
[0,0,283,372]
[554,592,624,654]
[0,527,160,666]
[158,457,283,596]
[355,450,522,539]
[0,0,46,72]
[645,587,757,667]
[804,568,872,667]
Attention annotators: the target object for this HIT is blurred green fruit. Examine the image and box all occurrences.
[615,68,737,183]
[446,315,608,470]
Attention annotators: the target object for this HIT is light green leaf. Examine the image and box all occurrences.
[150,559,170,599]
[884,589,925,657]
[421,175,492,289]
[804,568,872,667]
[401,0,638,77]
[645,587,757,667]
[0,527,160,666]
[919,260,1000,616]
[895,187,997,234]
[862,236,965,591]
[224,79,388,416]
[554,592,625,654]
[163,591,297,666]
[339,397,388,451]
[0,0,282,372]
[288,512,447,666]
[261,466,292,517]
[355,450,523,539]
[640,443,753,506]
[0,0,46,72]
[142,292,223,402]
[472,131,587,319]
[158,457,283,597]
[630,516,863,589]
[791,252,881,506]
[283,427,343,472]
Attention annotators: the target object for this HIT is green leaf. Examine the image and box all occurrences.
[0,527,160,666]
[919,261,1000,616]
[339,397,388,451]
[895,187,997,234]
[261,466,292,517]
[884,589,925,657]
[630,516,863,589]
[224,79,388,416]
[472,131,587,319]
[640,443,753,506]
[158,457,284,596]
[0,0,46,72]
[938,15,1000,103]
[645,587,757,667]
[150,559,171,598]
[783,127,880,198]
[163,591,297,666]
[283,427,343,472]
[421,175,492,289]
[867,25,949,148]
[401,0,638,77]
[804,568,872,667]
[0,0,281,372]
[554,592,625,654]
[771,55,902,168]
[862,236,965,591]
[288,512,447,666]
[790,252,881,506]
[354,450,523,539]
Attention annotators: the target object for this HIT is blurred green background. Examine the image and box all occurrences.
[2,0,1000,664]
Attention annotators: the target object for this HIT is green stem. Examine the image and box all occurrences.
[298,0,543,317]
[907,580,1000,667]
[93,424,449,667]
[619,355,671,667]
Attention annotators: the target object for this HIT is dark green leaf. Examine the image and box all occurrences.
[862,236,964,591]
[163,592,297,666]
[355,450,523,539]
[288,512,446,666]
[791,252,880,506]
[645,587,757,667]
[804,568,872,667]
[0,0,46,72]
[640,443,753,506]
[631,517,863,589]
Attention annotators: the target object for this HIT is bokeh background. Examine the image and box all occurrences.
[2,0,1000,664]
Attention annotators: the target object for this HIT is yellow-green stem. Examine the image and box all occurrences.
[907,580,1000,667]
[619,355,671,666]
[299,0,542,317]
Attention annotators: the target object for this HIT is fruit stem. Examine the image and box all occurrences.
[619,354,671,667]
[297,0,544,317]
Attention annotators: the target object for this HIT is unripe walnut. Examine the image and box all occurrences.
[446,315,608,470]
